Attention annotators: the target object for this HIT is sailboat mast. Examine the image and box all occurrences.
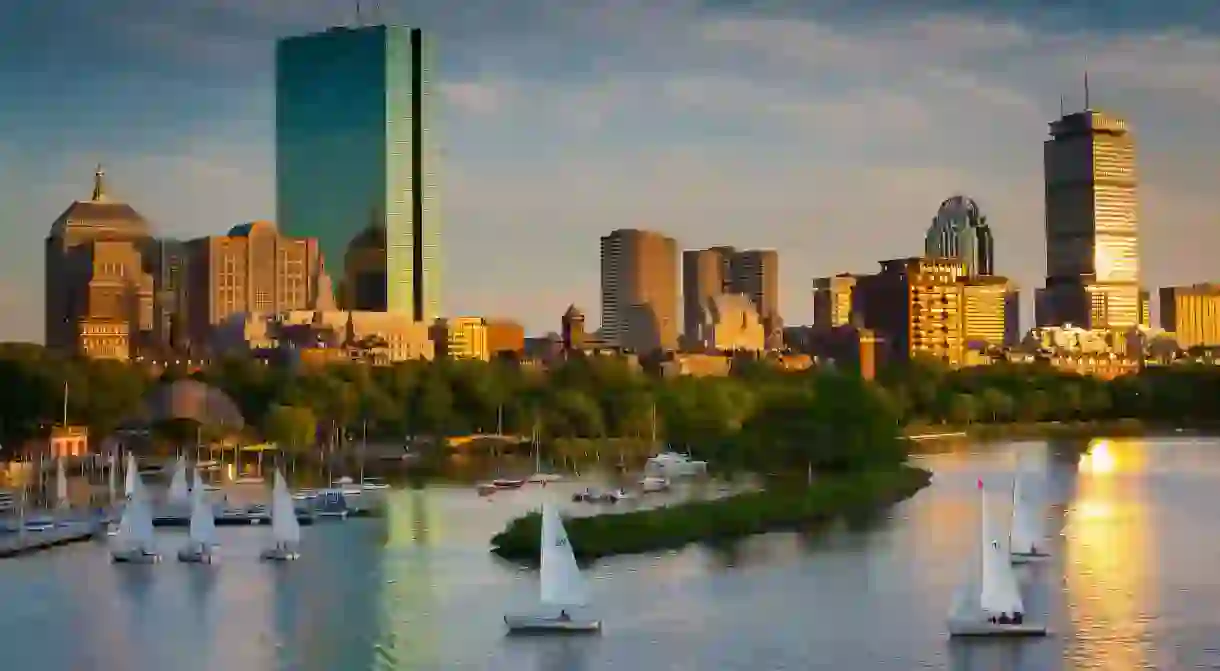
[62,381,68,427]
[359,419,367,486]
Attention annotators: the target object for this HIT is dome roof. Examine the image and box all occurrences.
[136,379,245,429]
[48,166,150,239]
[227,220,278,237]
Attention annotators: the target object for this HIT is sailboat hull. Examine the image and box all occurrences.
[260,547,300,561]
[947,619,1048,637]
[503,614,602,634]
[1010,551,1051,564]
[177,547,217,564]
[112,549,162,564]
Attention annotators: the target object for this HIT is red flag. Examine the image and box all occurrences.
[977,479,984,490]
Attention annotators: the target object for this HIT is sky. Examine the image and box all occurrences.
[2,0,1219,341]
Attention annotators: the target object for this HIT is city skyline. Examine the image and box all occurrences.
[2,1,1220,340]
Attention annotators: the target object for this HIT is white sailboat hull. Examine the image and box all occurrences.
[1011,550,1051,564]
[177,546,217,564]
[261,546,300,561]
[947,618,1048,637]
[112,548,162,564]
[503,614,602,633]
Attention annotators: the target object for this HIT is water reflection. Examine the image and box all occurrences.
[1065,437,1153,670]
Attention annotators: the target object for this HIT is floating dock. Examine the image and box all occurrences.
[0,523,99,558]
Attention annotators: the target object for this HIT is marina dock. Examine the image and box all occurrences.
[0,522,98,558]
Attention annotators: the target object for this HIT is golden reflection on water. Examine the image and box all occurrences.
[1065,437,1153,670]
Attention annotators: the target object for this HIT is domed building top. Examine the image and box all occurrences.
[48,165,151,239]
[925,194,994,276]
[135,378,245,429]
[227,220,278,237]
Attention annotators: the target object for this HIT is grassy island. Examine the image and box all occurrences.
[491,465,931,562]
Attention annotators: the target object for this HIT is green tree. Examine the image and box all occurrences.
[263,404,318,455]
[948,393,978,425]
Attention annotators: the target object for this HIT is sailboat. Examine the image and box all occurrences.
[947,480,1044,636]
[178,469,218,563]
[124,452,137,499]
[527,417,562,484]
[111,475,161,563]
[1010,466,1050,564]
[54,457,69,514]
[504,503,601,633]
[167,455,190,508]
[260,469,301,561]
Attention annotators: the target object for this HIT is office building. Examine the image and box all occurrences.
[276,25,439,321]
[854,257,967,367]
[1041,106,1140,328]
[812,274,858,328]
[925,195,994,276]
[693,293,766,353]
[600,229,678,352]
[44,166,154,360]
[1160,284,1220,350]
[960,276,1020,349]
[682,246,779,344]
[431,316,490,360]
[184,221,327,347]
[1139,288,1151,328]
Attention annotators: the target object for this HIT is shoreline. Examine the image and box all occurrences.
[904,418,1220,445]
[490,466,932,563]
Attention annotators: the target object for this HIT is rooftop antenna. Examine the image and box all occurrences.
[1059,95,1065,118]
[1083,71,1090,111]
[355,0,362,26]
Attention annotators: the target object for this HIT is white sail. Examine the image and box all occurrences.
[188,469,217,547]
[270,470,301,545]
[55,458,69,510]
[107,453,117,501]
[539,503,588,607]
[124,453,137,498]
[167,456,190,505]
[117,475,155,550]
[979,486,1024,617]
[1010,470,1046,555]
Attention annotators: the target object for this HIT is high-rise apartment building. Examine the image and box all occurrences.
[812,274,858,328]
[184,221,326,346]
[44,167,154,360]
[925,195,994,277]
[854,257,967,367]
[1042,107,1140,328]
[600,229,678,352]
[276,25,439,321]
[682,246,779,345]
[1160,284,1220,350]
[960,276,1020,349]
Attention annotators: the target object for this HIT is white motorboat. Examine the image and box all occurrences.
[644,451,708,478]
[504,503,601,634]
[178,468,218,564]
[112,475,162,564]
[640,476,670,493]
[947,480,1045,637]
[261,469,302,561]
[1010,463,1051,564]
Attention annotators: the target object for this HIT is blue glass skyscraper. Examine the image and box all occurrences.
[276,25,439,321]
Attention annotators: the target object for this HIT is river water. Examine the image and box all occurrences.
[1,436,1218,670]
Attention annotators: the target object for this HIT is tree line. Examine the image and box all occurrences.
[0,343,1217,472]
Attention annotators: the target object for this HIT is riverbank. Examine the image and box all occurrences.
[904,418,1219,446]
[490,466,932,562]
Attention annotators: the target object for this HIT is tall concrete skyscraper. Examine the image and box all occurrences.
[1041,106,1140,328]
[600,229,678,352]
[925,195,994,277]
[276,25,439,322]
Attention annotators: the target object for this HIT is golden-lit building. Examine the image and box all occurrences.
[1159,284,1220,350]
[214,310,433,363]
[812,273,857,328]
[855,257,966,367]
[1041,108,1141,328]
[600,229,678,351]
[485,319,525,357]
[431,317,490,360]
[45,166,155,361]
[185,221,327,347]
[682,246,780,347]
[960,276,1019,349]
[48,426,90,458]
[694,293,766,352]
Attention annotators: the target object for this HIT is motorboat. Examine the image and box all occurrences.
[504,503,601,634]
[111,475,162,564]
[644,451,707,478]
[178,468,218,564]
[639,476,670,493]
[1010,463,1051,564]
[602,489,633,503]
[261,469,302,561]
[477,483,498,496]
[492,479,526,490]
[947,480,1046,637]
[572,488,601,503]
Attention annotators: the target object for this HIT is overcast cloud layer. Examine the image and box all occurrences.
[1,0,1218,339]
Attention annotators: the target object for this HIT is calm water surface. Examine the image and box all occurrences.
[2,436,1220,670]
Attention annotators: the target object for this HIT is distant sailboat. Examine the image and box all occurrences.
[1010,466,1050,563]
[107,452,117,504]
[947,480,1044,636]
[527,417,562,484]
[111,475,161,564]
[167,455,190,509]
[260,469,301,561]
[54,457,69,513]
[123,453,137,499]
[504,503,601,633]
[178,469,218,564]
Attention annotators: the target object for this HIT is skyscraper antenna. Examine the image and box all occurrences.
[1084,71,1090,111]
[1059,95,1065,117]
[355,0,362,25]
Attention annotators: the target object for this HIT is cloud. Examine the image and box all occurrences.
[3,2,1220,341]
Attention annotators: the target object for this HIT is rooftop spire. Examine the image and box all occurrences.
[1083,71,1091,111]
[91,164,107,201]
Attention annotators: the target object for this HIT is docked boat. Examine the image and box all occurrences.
[644,451,708,478]
[602,488,632,503]
[492,478,526,490]
[504,503,601,634]
[1010,464,1051,564]
[526,422,563,484]
[947,480,1045,637]
[571,488,601,503]
[54,457,70,512]
[261,469,302,561]
[639,476,670,493]
[178,469,218,564]
[111,475,161,564]
[313,489,351,519]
